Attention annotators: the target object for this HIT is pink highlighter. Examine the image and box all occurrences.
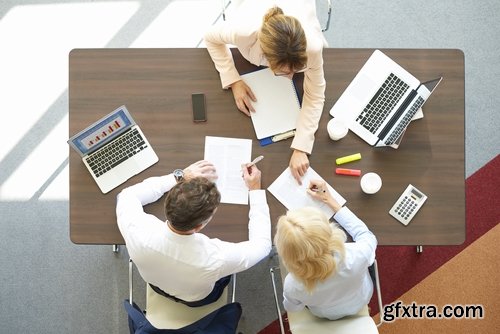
[335,168,361,176]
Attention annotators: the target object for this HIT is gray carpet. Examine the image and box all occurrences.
[0,1,498,333]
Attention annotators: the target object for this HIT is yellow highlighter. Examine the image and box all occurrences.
[336,153,362,165]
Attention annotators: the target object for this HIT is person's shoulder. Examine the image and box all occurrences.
[305,27,326,52]
[283,272,301,290]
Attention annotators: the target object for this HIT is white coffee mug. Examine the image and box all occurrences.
[327,118,348,141]
[360,172,382,194]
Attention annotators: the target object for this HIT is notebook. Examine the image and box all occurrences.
[68,105,159,194]
[241,68,301,139]
[329,50,442,147]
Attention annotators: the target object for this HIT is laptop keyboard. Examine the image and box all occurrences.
[356,73,409,133]
[85,128,147,177]
[385,96,425,145]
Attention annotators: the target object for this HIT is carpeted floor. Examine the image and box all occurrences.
[259,154,500,333]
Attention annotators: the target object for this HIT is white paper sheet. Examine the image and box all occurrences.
[204,136,252,205]
[241,68,301,139]
[268,167,347,218]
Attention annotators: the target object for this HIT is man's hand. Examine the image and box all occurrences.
[242,164,262,190]
[289,150,309,185]
[230,80,257,116]
[183,160,217,182]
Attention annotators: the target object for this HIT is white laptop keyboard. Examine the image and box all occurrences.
[85,128,147,177]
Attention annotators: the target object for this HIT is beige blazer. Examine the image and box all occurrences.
[204,0,327,154]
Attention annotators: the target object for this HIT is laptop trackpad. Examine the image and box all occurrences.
[351,74,378,102]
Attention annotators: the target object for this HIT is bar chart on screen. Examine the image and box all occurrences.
[83,118,125,150]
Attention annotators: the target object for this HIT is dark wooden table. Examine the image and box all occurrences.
[69,48,465,246]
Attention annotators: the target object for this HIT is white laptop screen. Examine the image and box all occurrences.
[69,107,133,156]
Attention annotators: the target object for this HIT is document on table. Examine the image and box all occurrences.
[204,136,252,205]
[268,167,347,218]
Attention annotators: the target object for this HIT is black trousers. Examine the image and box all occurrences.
[368,263,376,285]
[149,275,232,307]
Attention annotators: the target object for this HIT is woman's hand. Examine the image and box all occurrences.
[306,179,342,213]
[289,150,309,185]
[230,80,257,116]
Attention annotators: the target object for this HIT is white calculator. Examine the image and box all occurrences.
[389,184,428,225]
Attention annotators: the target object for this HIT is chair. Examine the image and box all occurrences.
[125,259,242,334]
[219,0,332,31]
[270,259,384,334]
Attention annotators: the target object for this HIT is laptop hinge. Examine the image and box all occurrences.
[378,90,417,140]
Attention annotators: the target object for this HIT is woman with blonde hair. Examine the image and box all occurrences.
[204,0,327,185]
[274,179,377,320]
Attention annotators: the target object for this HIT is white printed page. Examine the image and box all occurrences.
[204,136,252,205]
[268,167,347,218]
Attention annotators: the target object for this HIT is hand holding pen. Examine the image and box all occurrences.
[246,155,264,173]
[241,156,264,190]
[307,179,343,213]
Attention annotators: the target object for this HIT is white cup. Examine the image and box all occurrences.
[360,172,382,194]
[327,118,348,141]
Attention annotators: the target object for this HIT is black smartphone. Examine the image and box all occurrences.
[191,93,207,122]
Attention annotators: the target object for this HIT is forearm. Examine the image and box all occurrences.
[117,174,175,207]
[291,67,325,154]
[333,207,377,248]
[204,25,242,89]
[217,190,271,275]
[247,190,272,251]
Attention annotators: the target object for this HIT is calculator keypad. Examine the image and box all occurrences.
[389,184,428,225]
[395,196,418,219]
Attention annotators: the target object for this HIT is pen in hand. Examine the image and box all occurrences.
[246,155,264,174]
[310,185,326,193]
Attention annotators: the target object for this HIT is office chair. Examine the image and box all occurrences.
[270,259,384,334]
[219,0,332,32]
[124,259,241,334]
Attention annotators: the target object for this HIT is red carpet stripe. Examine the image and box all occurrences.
[368,154,499,314]
[259,154,499,333]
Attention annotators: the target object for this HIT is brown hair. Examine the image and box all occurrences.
[164,177,221,232]
[274,207,346,292]
[259,6,307,72]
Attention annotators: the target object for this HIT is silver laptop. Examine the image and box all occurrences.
[330,50,442,147]
[68,105,159,193]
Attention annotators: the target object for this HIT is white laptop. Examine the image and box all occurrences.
[68,105,159,193]
[330,50,442,147]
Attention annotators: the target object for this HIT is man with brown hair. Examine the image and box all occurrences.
[116,160,271,306]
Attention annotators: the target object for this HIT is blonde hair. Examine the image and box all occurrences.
[259,6,307,72]
[274,207,346,292]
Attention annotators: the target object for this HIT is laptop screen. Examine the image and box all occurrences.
[69,107,133,156]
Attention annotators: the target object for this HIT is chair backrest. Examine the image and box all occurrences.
[270,258,383,334]
[286,305,378,334]
[219,0,332,31]
[126,259,241,333]
[145,284,229,329]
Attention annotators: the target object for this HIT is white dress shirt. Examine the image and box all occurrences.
[116,174,272,301]
[282,207,377,320]
[204,0,327,154]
